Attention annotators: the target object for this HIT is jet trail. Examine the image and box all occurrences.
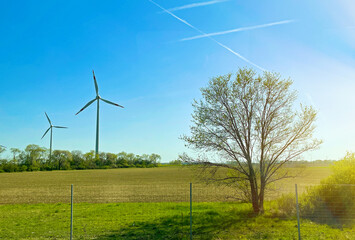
[148,0,266,71]
[164,0,229,12]
[181,20,296,41]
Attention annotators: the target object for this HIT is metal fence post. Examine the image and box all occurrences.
[70,184,73,240]
[190,182,192,240]
[295,184,301,240]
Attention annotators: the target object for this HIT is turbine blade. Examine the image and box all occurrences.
[93,70,99,96]
[100,98,124,108]
[75,98,96,115]
[53,126,68,129]
[45,112,51,125]
[41,127,51,139]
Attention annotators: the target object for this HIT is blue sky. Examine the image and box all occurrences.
[0,0,354,162]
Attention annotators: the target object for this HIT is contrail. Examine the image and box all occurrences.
[148,0,266,71]
[163,0,229,12]
[181,20,296,41]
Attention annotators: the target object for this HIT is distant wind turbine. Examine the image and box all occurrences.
[41,112,67,160]
[75,70,124,157]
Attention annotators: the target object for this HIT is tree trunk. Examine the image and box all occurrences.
[258,182,265,213]
[249,178,260,213]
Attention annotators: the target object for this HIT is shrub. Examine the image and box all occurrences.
[300,152,355,226]
[20,165,27,172]
[276,193,297,218]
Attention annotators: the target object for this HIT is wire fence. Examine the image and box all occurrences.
[0,183,354,239]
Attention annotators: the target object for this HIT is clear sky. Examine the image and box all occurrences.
[0,0,354,162]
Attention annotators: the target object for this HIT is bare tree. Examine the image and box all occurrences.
[181,68,322,213]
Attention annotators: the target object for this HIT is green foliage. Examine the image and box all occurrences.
[168,159,183,166]
[275,193,297,218]
[0,144,161,173]
[70,150,86,169]
[300,152,355,226]
[52,150,72,170]
[22,144,47,171]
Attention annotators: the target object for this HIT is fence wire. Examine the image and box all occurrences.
[0,183,354,239]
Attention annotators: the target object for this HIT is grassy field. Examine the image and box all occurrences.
[1,202,354,239]
[1,165,352,239]
[0,166,332,204]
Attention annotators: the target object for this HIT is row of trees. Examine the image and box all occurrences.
[0,144,161,172]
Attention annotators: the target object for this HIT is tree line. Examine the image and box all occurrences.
[0,144,161,173]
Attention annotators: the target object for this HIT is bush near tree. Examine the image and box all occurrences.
[300,152,355,226]
[276,152,355,226]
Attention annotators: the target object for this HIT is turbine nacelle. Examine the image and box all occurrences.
[75,71,124,116]
[41,112,67,139]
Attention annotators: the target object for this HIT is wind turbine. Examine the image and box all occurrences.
[76,70,124,157]
[41,112,67,160]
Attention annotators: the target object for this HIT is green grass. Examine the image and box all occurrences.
[1,202,354,239]
[1,165,351,239]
